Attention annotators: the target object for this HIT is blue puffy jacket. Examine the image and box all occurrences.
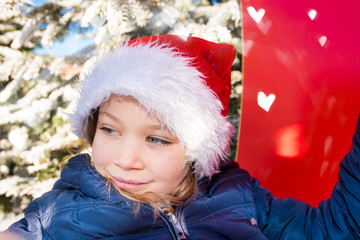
[9,116,360,239]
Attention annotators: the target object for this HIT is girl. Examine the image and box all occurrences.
[1,35,360,239]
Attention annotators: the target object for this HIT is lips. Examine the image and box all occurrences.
[111,176,148,191]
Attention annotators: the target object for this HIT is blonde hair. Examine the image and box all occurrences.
[85,107,198,216]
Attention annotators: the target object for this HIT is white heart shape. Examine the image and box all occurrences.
[258,19,272,35]
[257,92,275,112]
[243,40,254,56]
[308,9,317,20]
[319,35,327,47]
[247,7,265,23]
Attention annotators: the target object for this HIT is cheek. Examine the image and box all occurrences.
[151,152,188,187]
[91,134,111,170]
[163,162,187,179]
[159,164,188,193]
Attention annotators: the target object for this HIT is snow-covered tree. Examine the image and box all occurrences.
[0,0,242,229]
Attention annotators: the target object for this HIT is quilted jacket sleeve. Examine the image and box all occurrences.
[254,113,360,239]
[7,199,44,240]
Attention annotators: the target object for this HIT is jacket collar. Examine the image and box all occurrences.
[54,154,126,204]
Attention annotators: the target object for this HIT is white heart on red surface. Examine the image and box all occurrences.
[247,7,265,23]
[243,40,254,56]
[258,19,272,35]
[308,9,317,20]
[319,35,327,47]
[257,92,275,112]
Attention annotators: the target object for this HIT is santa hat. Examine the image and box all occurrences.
[71,35,236,178]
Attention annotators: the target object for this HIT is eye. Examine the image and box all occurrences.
[146,136,171,146]
[99,126,118,136]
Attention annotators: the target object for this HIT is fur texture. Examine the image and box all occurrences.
[71,38,234,178]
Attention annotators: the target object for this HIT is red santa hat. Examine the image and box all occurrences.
[71,35,236,178]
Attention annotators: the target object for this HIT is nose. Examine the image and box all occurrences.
[114,140,144,170]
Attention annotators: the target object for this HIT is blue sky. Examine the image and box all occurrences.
[31,0,96,57]
[32,33,95,57]
[32,0,47,7]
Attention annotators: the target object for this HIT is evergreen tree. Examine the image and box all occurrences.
[0,0,242,228]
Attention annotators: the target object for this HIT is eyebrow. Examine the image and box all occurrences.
[98,111,120,122]
[99,111,166,131]
[147,124,165,131]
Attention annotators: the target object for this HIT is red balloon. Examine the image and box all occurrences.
[237,0,360,206]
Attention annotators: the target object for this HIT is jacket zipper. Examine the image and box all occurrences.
[169,212,187,240]
[161,207,187,240]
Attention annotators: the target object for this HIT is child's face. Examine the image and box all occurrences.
[91,95,189,196]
